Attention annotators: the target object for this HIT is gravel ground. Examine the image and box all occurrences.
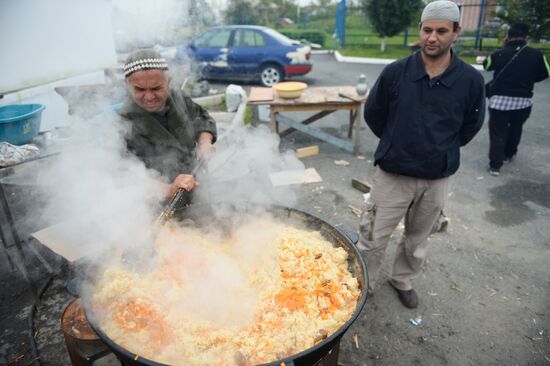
[1,53,549,366]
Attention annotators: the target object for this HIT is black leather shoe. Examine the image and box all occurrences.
[389,281,418,309]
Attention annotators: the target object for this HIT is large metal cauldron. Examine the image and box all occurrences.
[86,204,368,366]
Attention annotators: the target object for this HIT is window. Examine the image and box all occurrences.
[234,29,266,48]
[194,29,232,48]
[262,28,294,46]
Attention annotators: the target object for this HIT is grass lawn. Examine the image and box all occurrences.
[283,11,549,63]
[339,46,478,64]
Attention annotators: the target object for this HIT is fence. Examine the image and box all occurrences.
[286,3,550,54]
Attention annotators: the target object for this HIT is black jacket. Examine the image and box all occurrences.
[117,90,217,181]
[484,40,549,98]
[364,51,485,179]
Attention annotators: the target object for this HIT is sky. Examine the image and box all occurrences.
[208,0,339,9]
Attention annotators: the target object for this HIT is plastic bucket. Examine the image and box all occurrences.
[0,104,46,145]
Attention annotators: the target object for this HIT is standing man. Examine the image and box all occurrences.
[118,49,217,199]
[358,0,485,308]
[482,23,549,176]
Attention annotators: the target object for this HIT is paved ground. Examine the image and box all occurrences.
[1,53,549,366]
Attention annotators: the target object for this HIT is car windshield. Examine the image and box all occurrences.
[262,28,296,46]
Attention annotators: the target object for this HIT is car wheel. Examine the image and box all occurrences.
[260,64,283,87]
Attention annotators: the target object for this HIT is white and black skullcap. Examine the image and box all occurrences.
[123,49,168,78]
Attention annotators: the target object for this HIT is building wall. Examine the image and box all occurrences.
[0,0,117,94]
[455,0,497,31]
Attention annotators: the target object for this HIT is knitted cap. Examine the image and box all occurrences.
[124,49,168,78]
[421,1,460,23]
[508,23,529,38]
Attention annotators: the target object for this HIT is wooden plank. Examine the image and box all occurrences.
[276,114,355,153]
[338,92,362,102]
[248,87,273,102]
[296,145,319,158]
[279,110,335,137]
[269,168,323,186]
[351,178,371,193]
[297,86,360,104]
[271,105,357,114]
[257,86,364,106]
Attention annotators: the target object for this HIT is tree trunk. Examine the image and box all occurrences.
[380,37,387,52]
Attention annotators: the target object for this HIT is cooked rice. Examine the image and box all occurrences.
[91,216,360,366]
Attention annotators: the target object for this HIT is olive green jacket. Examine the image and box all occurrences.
[117,90,217,181]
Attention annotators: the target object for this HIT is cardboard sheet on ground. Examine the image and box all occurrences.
[269,168,323,186]
[32,221,102,262]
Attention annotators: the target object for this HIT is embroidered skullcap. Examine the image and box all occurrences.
[123,49,168,78]
[421,1,460,23]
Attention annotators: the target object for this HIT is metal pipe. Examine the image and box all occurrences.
[475,0,488,50]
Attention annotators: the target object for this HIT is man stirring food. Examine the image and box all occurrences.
[118,49,217,199]
[358,0,485,308]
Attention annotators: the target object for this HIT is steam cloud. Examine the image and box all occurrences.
[112,0,187,48]
[30,0,307,343]
[39,107,165,258]
[197,124,305,209]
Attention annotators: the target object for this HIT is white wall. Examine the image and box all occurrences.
[0,0,117,131]
[0,0,117,94]
[1,71,109,132]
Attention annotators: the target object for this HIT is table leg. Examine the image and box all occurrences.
[10,245,41,303]
[353,106,361,155]
[27,240,54,274]
[270,108,278,134]
[348,109,356,139]
[0,183,40,302]
[0,225,16,271]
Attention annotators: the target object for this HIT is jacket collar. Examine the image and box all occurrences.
[411,50,462,87]
[506,39,527,51]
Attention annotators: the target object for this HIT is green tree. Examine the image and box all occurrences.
[225,0,261,25]
[257,0,298,26]
[496,0,550,41]
[316,0,331,7]
[363,0,421,51]
[276,0,298,21]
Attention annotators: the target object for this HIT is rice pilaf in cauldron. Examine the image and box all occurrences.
[90,215,361,366]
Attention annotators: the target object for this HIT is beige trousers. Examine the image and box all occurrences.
[358,168,449,291]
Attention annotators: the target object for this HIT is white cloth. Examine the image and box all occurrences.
[488,95,533,111]
[225,84,247,112]
[0,142,40,167]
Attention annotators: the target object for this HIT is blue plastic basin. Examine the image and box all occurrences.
[0,104,46,145]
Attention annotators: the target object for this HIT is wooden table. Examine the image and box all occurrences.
[248,86,366,154]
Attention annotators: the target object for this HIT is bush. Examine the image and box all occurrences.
[244,106,253,125]
[279,30,326,47]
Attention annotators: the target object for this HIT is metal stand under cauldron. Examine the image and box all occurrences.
[61,298,113,366]
[311,340,340,366]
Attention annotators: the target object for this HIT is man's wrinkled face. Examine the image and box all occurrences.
[419,19,460,59]
[126,69,170,112]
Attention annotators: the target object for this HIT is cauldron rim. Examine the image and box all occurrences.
[84,204,368,366]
